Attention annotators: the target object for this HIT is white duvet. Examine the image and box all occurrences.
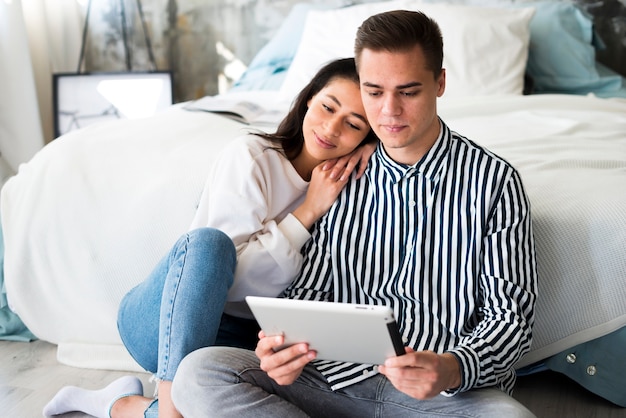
[439,94,626,366]
[2,93,625,370]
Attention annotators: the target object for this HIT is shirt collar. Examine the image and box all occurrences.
[374,118,450,184]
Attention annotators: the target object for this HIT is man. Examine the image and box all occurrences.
[171,10,538,417]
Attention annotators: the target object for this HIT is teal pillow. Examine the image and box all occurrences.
[1,215,8,310]
[231,3,333,91]
[526,1,623,94]
[0,216,36,341]
[545,326,626,407]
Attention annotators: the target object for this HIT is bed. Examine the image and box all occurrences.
[2,0,625,408]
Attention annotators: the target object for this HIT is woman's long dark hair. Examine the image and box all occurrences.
[255,57,376,160]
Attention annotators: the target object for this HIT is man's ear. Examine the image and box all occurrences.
[437,68,446,97]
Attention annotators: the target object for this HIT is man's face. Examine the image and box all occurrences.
[359,45,445,165]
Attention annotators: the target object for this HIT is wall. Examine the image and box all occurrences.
[81,0,343,102]
[81,0,626,103]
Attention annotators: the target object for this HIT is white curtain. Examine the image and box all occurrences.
[0,0,82,184]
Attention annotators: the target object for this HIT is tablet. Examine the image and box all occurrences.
[245,296,405,365]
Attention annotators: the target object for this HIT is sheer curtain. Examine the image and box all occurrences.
[0,0,82,184]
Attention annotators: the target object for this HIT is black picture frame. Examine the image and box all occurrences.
[52,71,174,138]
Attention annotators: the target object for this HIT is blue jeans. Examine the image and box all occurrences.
[171,346,537,418]
[117,228,260,416]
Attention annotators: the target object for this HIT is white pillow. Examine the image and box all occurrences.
[279,0,535,99]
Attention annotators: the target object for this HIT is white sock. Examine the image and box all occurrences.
[42,375,143,418]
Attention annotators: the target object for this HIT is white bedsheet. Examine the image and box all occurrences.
[1,93,625,370]
[440,94,626,366]
[1,104,251,370]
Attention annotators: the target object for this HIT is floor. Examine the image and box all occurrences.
[1,339,625,417]
[0,340,152,418]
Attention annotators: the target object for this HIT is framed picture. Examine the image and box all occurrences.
[52,71,174,138]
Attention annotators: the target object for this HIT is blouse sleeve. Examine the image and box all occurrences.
[190,136,311,302]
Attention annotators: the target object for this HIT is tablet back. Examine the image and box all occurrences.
[245,296,404,364]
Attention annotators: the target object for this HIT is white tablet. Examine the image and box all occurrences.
[245,296,405,365]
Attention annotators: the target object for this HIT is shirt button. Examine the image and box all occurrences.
[566,353,576,364]
[409,200,416,207]
[363,367,378,376]
[402,336,409,344]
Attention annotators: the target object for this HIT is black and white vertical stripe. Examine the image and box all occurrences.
[285,120,537,394]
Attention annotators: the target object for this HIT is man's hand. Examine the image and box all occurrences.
[378,348,461,399]
[255,331,317,386]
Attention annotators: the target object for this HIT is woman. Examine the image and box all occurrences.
[43,57,377,418]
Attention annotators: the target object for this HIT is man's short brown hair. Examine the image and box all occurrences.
[354,9,444,79]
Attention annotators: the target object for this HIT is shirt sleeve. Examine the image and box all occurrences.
[190,136,311,302]
[448,169,538,395]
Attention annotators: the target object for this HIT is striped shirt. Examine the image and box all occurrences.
[284,119,537,395]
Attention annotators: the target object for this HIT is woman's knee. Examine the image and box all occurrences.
[187,228,236,266]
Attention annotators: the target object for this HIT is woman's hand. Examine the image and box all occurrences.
[292,141,377,230]
[255,331,317,386]
[292,161,350,229]
[323,140,377,180]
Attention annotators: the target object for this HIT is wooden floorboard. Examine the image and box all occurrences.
[0,340,151,418]
[514,370,626,418]
[0,340,624,417]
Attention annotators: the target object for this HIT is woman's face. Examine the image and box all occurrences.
[301,78,370,162]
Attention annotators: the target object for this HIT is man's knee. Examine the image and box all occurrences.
[173,346,256,388]
[171,347,213,413]
[172,347,258,414]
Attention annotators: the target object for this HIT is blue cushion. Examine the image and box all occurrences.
[545,327,626,407]
[231,3,333,91]
[525,1,623,95]
[592,62,626,98]
[0,216,36,341]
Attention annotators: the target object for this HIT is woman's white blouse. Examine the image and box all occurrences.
[189,134,311,318]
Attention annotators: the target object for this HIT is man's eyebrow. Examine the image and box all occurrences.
[397,81,422,89]
[362,81,422,89]
[362,81,381,89]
